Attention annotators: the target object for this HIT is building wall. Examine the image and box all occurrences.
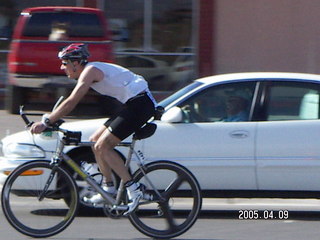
[198,0,215,77]
[213,0,320,75]
[6,0,320,79]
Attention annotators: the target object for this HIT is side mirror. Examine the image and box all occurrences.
[161,106,183,123]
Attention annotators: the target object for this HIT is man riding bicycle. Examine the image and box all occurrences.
[30,43,157,214]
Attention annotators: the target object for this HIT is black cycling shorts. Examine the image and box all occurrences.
[104,92,156,140]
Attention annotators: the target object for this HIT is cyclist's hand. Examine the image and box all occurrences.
[30,122,47,134]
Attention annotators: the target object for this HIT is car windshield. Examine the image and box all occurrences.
[23,12,104,37]
[158,81,203,108]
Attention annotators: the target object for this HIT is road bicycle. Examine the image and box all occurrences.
[1,103,202,239]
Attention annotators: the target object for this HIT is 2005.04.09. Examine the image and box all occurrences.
[239,210,289,220]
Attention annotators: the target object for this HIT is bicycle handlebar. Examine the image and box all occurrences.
[19,105,81,145]
[19,105,65,132]
[19,106,34,127]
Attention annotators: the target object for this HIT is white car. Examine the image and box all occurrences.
[2,72,320,203]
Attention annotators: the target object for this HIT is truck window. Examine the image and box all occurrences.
[23,12,104,38]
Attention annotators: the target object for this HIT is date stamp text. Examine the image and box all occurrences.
[238,210,289,220]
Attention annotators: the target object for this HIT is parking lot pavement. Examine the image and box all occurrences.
[0,110,25,139]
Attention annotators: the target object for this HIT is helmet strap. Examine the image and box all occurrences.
[70,60,77,72]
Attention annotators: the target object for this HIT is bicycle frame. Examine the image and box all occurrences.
[18,105,164,211]
[51,132,159,211]
[52,137,121,207]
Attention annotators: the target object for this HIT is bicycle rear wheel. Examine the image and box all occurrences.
[1,160,79,238]
[129,160,202,239]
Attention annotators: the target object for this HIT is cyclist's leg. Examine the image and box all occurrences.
[96,93,155,183]
[93,127,144,211]
[94,128,131,183]
[90,125,114,182]
[83,126,128,204]
[89,92,155,209]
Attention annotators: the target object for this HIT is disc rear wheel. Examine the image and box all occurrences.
[129,160,202,239]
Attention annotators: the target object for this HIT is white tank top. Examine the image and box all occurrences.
[87,62,148,103]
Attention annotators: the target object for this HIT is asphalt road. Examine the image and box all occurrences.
[2,108,320,239]
[1,198,320,240]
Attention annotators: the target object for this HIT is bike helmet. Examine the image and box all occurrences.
[58,43,90,61]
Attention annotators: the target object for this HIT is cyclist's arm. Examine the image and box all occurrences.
[48,66,103,123]
[30,66,103,134]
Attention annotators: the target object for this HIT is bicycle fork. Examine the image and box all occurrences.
[38,165,59,201]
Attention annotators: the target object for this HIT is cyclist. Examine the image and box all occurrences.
[30,43,157,214]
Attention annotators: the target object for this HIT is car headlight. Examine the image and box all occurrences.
[3,143,45,158]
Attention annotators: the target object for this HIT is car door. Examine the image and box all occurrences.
[142,81,258,191]
[256,81,320,191]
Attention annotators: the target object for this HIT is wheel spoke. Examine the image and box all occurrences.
[158,201,178,232]
[162,174,185,198]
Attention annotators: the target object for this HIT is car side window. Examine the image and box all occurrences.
[178,82,256,123]
[266,82,320,121]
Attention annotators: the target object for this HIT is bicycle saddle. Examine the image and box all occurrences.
[133,123,157,140]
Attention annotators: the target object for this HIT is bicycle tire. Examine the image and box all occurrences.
[128,160,202,239]
[1,160,79,238]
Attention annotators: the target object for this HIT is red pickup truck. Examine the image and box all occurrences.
[6,6,114,113]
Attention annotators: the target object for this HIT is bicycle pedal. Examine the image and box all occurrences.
[93,202,103,207]
[112,205,129,212]
[139,184,153,201]
[142,192,153,201]
[140,183,146,191]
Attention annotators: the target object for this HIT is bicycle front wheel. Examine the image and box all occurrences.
[129,160,202,239]
[1,160,79,238]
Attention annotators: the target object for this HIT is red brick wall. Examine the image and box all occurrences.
[83,0,97,8]
[198,0,215,77]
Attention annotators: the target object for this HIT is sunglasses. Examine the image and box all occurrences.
[61,61,69,66]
